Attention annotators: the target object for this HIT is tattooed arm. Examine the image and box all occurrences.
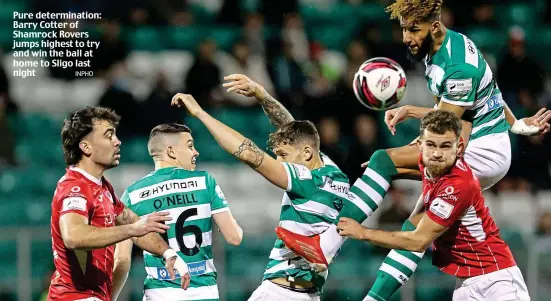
[223,74,294,128]
[172,93,289,190]
[258,89,295,128]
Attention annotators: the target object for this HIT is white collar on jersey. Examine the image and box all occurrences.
[69,166,102,185]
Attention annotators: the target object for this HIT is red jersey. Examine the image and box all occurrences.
[48,166,125,301]
[420,157,516,277]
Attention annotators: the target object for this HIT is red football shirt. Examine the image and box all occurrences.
[48,166,124,301]
[420,157,516,277]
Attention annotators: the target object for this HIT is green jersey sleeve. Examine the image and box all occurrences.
[206,173,229,214]
[281,162,318,199]
[440,64,480,106]
[120,189,131,207]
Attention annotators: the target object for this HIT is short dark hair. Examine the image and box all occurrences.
[149,123,192,138]
[420,110,462,138]
[267,120,320,151]
[148,123,192,156]
[61,106,121,166]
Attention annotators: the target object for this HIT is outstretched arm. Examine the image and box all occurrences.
[337,214,448,252]
[223,74,295,128]
[172,93,289,190]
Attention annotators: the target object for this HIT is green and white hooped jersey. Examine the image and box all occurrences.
[262,155,350,293]
[424,29,510,140]
[121,167,229,300]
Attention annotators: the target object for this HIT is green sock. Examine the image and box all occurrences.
[367,220,425,301]
[335,149,398,224]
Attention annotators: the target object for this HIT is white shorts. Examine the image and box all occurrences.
[143,285,219,301]
[248,281,320,301]
[453,266,530,301]
[463,132,511,191]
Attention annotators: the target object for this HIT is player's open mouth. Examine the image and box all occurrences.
[191,157,196,164]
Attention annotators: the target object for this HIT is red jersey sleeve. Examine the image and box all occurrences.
[57,183,93,218]
[426,177,473,228]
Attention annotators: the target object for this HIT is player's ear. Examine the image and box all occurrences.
[431,20,442,35]
[167,146,177,159]
[79,140,91,156]
[302,145,313,162]
[416,137,423,152]
[456,138,465,157]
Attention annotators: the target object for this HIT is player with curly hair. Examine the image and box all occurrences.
[276,1,550,300]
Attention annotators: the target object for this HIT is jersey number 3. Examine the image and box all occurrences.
[162,208,202,256]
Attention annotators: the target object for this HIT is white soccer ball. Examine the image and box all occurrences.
[353,57,407,111]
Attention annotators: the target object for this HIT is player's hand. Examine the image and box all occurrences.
[521,108,551,136]
[222,74,265,99]
[165,254,191,290]
[171,93,204,117]
[337,218,367,240]
[129,212,171,237]
[385,106,410,135]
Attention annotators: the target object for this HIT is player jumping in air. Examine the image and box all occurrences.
[112,123,243,301]
[276,1,550,300]
[337,110,530,301]
[171,72,351,301]
[49,107,190,301]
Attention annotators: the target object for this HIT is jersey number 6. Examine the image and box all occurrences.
[162,208,202,256]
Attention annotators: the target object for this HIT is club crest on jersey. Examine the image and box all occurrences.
[376,74,391,92]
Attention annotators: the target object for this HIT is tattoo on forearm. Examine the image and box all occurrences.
[259,92,294,128]
[233,139,265,168]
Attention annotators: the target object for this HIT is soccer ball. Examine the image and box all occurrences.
[353,57,407,111]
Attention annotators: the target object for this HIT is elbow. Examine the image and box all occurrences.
[410,239,431,253]
[63,235,81,250]
[114,256,132,272]
[227,228,243,246]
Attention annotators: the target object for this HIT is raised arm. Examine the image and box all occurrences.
[171,93,289,191]
[223,74,295,128]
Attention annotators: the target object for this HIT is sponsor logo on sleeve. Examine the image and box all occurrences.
[429,197,454,219]
[445,78,472,97]
[62,197,87,212]
[293,164,312,180]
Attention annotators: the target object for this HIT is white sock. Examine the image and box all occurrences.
[362,295,377,301]
[319,224,347,263]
